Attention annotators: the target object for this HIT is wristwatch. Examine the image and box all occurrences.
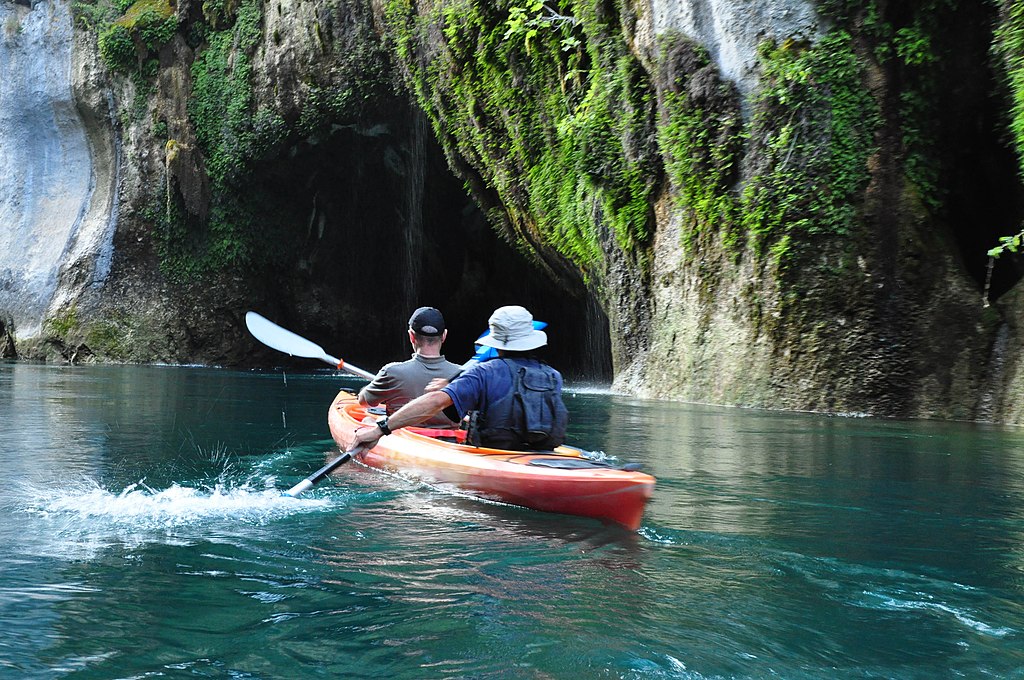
[376,417,392,436]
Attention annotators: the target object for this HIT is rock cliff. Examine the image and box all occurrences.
[2,0,1024,422]
[1,0,607,375]
[377,0,1024,420]
[0,0,116,341]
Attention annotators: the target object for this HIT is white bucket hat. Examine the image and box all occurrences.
[477,305,547,351]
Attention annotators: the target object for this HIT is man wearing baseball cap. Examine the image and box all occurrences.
[357,307,462,426]
[349,305,568,452]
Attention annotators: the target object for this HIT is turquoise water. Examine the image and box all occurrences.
[1,362,1023,678]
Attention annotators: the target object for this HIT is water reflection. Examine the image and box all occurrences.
[582,393,1024,573]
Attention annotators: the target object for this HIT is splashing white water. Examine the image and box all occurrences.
[14,477,335,559]
[25,478,332,526]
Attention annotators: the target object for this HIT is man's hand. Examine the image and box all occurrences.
[346,390,454,454]
[347,425,383,454]
[425,378,450,392]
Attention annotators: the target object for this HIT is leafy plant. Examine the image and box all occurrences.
[656,38,742,253]
[96,0,177,73]
[46,308,80,337]
[989,230,1024,258]
[740,31,880,257]
[72,0,121,29]
[503,1,580,53]
[98,24,136,71]
[189,0,264,187]
[892,25,935,66]
[996,0,1024,166]
[991,1,1024,261]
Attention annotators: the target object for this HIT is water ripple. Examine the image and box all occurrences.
[855,589,1015,638]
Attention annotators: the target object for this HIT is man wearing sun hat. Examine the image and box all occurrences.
[348,305,568,453]
[357,306,462,426]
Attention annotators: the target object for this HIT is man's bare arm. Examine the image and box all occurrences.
[347,390,454,453]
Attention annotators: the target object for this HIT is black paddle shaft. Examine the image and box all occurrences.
[308,452,353,484]
[282,445,367,497]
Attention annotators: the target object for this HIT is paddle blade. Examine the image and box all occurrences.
[246,312,338,363]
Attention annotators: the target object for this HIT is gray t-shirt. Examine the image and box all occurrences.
[358,353,462,426]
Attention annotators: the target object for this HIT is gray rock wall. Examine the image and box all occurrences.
[0,0,115,338]
[635,0,821,102]
[616,0,1006,420]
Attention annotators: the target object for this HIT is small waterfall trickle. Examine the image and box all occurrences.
[582,293,613,383]
[401,111,427,312]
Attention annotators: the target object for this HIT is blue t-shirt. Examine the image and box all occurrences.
[442,357,561,419]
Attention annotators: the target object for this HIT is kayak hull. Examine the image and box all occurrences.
[327,391,654,530]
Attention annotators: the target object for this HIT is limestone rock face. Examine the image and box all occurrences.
[0,0,604,372]
[637,0,821,101]
[618,0,1005,419]
[375,0,1023,421]
[0,0,116,338]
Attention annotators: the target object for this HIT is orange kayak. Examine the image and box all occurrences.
[328,391,655,530]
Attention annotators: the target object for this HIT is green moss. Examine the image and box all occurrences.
[296,86,353,137]
[98,23,136,70]
[43,307,136,360]
[656,39,742,254]
[149,185,280,284]
[97,0,177,72]
[893,8,954,212]
[72,0,121,30]
[84,317,131,359]
[383,0,658,278]
[147,0,391,283]
[189,0,263,188]
[383,1,883,280]
[79,0,394,284]
[995,0,1024,174]
[46,308,80,338]
[739,31,880,256]
[146,0,265,281]
[823,1,955,213]
[992,1,1024,257]
[117,0,173,27]
[201,0,238,29]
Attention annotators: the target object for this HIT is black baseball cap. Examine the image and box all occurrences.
[409,307,445,336]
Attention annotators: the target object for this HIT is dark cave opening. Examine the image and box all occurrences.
[247,112,612,382]
[923,2,1024,300]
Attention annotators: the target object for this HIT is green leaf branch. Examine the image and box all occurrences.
[989,230,1024,258]
[504,1,580,53]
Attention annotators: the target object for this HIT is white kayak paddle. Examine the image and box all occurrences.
[245,311,375,379]
[244,310,376,496]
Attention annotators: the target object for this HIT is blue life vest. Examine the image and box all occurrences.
[476,359,568,450]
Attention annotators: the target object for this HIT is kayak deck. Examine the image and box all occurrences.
[327,391,655,530]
